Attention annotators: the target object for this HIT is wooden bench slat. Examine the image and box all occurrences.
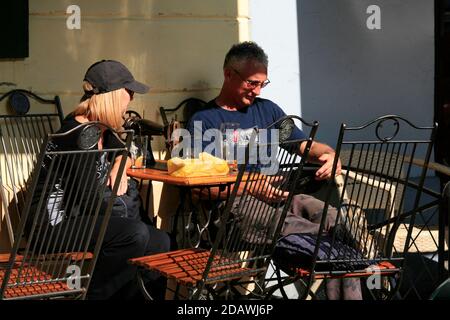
[0,252,92,264]
[177,267,256,286]
[1,265,72,299]
[0,254,24,264]
[128,248,264,288]
[129,249,209,265]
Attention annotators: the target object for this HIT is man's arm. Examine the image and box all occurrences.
[300,141,341,180]
[195,176,289,202]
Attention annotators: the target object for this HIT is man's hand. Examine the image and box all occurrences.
[249,177,289,203]
[315,152,342,181]
[301,141,342,181]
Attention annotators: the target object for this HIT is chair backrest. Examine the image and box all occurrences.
[0,89,64,247]
[0,122,132,300]
[160,98,207,153]
[312,115,436,275]
[159,97,207,128]
[429,278,450,300]
[196,119,318,294]
[264,114,318,144]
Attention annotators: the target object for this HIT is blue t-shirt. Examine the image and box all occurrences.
[186,97,306,153]
[183,98,307,170]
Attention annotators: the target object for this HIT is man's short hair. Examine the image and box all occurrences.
[223,41,268,69]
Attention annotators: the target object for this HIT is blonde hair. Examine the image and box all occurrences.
[73,81,124,130]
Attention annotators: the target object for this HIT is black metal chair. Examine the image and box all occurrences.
[1,89,64,247]
[160,98,207,154]
[179,115,320,250]
[0,122,132,299]
[159,97,207,128]
[269,115,437,300]
[394,157,450,298]
[430,278,450,300]
[129,125,318,299]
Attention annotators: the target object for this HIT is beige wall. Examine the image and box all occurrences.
[1,0,250,116]
[1,0,251,149]
[0,0,250,247]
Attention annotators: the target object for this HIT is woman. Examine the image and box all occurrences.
[31,60,170,300]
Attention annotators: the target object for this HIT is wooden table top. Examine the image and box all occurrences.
[127,162,241,187]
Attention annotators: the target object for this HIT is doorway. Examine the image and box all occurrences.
[435,0,450,186]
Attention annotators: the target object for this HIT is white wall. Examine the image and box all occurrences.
[249,0,302,117]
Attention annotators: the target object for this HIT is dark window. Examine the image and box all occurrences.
[0,0,29,59]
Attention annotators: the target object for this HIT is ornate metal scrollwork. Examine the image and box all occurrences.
[8,91,30,115]
[77,124,102,150]
[375,117,400,142]
[278,117,295,143]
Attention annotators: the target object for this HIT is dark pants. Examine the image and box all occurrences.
[230,193,338,244]
[281,194,337,236]
[28,214,170,300]
[86,217,170,300]
[24,177,169,300]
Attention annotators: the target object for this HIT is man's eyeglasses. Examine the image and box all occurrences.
[231,67,270,89]
[126,88,134,100]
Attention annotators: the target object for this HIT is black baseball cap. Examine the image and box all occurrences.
[83,59,149,95]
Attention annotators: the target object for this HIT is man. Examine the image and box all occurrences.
[187,41,340,185]
[186,41,362,300]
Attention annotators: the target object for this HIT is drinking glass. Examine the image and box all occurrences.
[130,135,148,168]
[220,122,240,171]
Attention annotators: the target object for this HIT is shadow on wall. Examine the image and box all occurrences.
[297,0,434,146]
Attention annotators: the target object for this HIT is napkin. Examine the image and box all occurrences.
[167,152,230,177]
